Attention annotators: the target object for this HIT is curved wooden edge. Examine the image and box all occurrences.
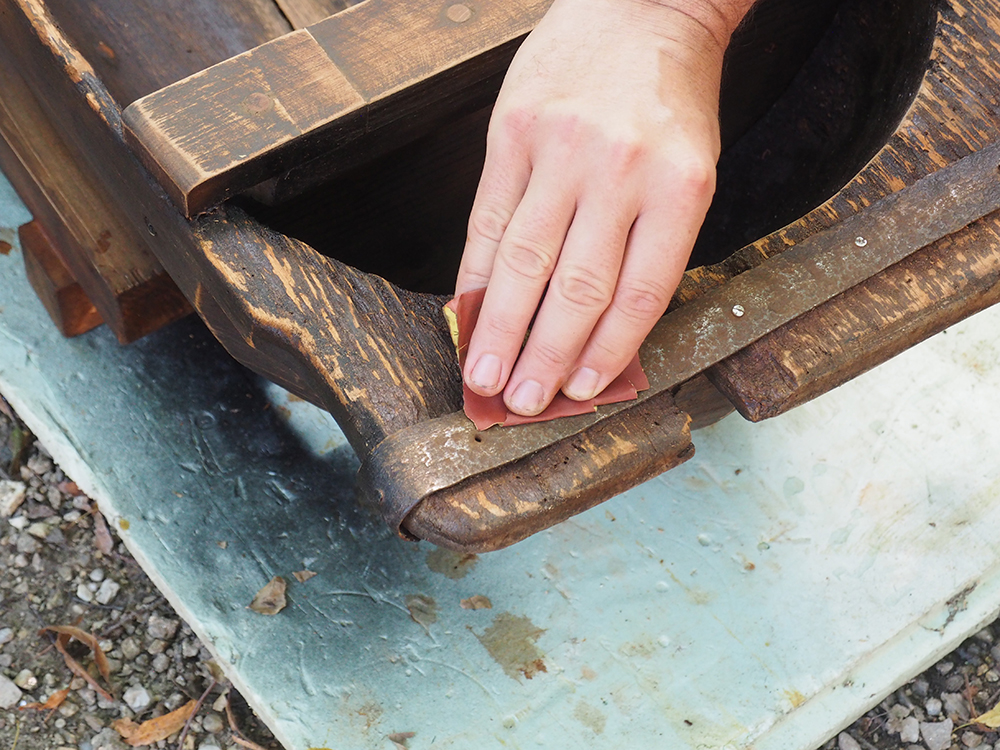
[692,0,1000,420]
[122,0,550,217]
[403,393,694,552]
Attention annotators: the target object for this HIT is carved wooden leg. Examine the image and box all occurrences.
[20,220,104,337]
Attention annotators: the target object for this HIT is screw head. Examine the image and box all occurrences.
[855,236,868,247]
[445,3,473,22]
[731,304,745,318]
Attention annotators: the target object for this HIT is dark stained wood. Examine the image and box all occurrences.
[42,0,291,105]
[122,0,552,216]
[405,394,694,552]
[19,220,104,338]
[701,0,1000,421]
[673,375,735,431]
[6,0,1000,552]
[0,35,191,343]
[273,0,357,29]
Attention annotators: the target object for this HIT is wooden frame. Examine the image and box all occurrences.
[2,0,1000,551]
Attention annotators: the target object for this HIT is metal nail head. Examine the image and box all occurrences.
[732,304,745,318]
[446,3,473,22]
[855,236,868,247]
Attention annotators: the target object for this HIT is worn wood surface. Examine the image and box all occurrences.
[122,0,552,216]
[6,0,1000,551]
[0,36,190,343]
[19,220,104,338]
[699,0,1000,421]
[273,0,356,29]
[42,0,291,105]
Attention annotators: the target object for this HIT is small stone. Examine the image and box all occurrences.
[925,697,943,717]
[945,674,966,692]
[212,693,228,712]
[122,684,151,711]
[964,730,984,747]
[886,703,912,733]
[76,583,94,602]
[147,615,179,641]
[26,453,53,476]
[182,639,199,659]
[16,533,39,554]
[936,661,955,675]
[0,480,27,517]
[90,726,127,750]
[0,674,22,709]
[202,713,224,734]
[94,579,120,605]
[943,691,970,720]
[900,716,920,743]
[8,514,27,530]
[920,719,955,750]
[13,668,37,689]
[89,569,105,582]
[837,732,861,750]
[57,700,78,717]
[198,744,222,750]
[120,636,141,660]
[152,653,169,672]
[147,639,166,655]
[0,627,13,646]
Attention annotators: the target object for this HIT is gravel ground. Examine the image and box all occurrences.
[0,394,998,750]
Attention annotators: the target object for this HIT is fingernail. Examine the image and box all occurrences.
[469,354,502,391]
[564,367,600,401]
[508,380,546,415]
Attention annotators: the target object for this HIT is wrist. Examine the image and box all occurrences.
[628,0,755,51]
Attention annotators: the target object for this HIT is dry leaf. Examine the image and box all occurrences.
[976,702,1000,728]
[113,699,197,746]
[57,480,80,496]
[19,687,69,711]
[388,732,415,742]
[460,595,493,610]
[40,626,114,701]
[93,510,114,554]
[249,576,287,615]
[292,570,317,583]
[405,594,438,629]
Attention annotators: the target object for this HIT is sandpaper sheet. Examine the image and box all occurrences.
[445,288,649,430]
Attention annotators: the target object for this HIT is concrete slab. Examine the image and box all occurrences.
[2,168,1000,750]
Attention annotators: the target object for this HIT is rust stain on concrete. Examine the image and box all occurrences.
[475,612,547,680]
[426,548,478,579]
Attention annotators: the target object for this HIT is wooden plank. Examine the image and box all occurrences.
[273,0,356,29]
[41,0,292,104]
[700,0,1000,421]
[19,220,104,337]
[122,0,551,216]
[0,41,191,343]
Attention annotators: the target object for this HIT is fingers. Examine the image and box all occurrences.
[454,113,533,297]
[462,168,578,397]
[562,161,715,401]
[501,194,634,415]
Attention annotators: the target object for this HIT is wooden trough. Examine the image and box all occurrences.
[1,0,999,551]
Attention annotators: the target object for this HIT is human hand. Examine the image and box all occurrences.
[455,0,753,416]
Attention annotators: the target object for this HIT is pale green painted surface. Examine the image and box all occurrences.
[2,169,1000,750]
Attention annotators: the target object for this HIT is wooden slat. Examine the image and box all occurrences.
[700,0,1000,420]
[122,0,551,216]
[273,0,356,29]
[42,0,292,104]
[0,38,191,343]
[19,220,104,338]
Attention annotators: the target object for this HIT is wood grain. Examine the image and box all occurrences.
[19,220,104,338]
[273,0,358,29]
[0,35,190,343]
[122,0,551,216]
[703,0,1000,421]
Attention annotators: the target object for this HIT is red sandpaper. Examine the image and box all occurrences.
[447,288,649,430]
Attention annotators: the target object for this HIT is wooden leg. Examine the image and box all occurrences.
[19,219,104,337]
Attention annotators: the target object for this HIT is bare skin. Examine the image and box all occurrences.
[455,0,756,416]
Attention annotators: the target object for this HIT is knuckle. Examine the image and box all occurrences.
[481,312,522,341]
[468,204,512,244]
[672,156,717,202]
[499,236,557,283]
[614,278,672,321]
[528,338,576,371]
[607,137,646,178]
[553,265,614,311]
[492,107,536,144]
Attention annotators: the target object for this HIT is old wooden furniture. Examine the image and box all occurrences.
[1,0,999,551]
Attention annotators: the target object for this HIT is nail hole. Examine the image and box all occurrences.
[143,217,157,236]
[473,435,483,443]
